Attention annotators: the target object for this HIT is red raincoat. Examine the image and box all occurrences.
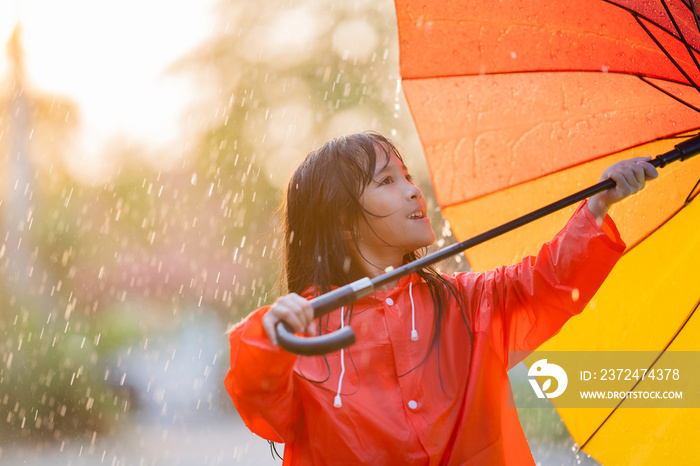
[224,201,625,465]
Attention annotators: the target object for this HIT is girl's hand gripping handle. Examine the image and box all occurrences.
[272,278,374,355]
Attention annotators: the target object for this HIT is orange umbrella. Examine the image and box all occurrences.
[396,0,700,464]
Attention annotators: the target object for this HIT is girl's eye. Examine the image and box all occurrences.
[379,177,393,185]
[405,174,414,183]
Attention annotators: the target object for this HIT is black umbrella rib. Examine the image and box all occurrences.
[685,177,700,204]
[676,0,700,35]
[621,1,700,117]
[578,299,700,452]
[689,0,700,36]
[605,0,700,54]
[637,75,700,113]
[634,14,700,94]
[660,0,700,79]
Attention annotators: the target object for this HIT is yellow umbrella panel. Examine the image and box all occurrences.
[527,181,700,465]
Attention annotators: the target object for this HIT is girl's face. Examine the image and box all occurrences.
[353,148,435,267]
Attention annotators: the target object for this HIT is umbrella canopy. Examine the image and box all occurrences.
[396,0,700,464]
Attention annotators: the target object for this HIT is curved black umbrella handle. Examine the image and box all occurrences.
[276,278,374,355]
[276,321,356,356]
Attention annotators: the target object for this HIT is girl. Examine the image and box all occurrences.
[224,131,657,465]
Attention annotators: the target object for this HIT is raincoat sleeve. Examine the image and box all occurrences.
[457,200,626,368]
[224,306,300,443]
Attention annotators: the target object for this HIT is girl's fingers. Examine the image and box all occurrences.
[306,320,317,336]
[261,313,279,346]
[285,312,307,334]
[288,293,314,331]
[263,308,304,345]
[300,297,315,331]
[641,161,659,180]
[607,170,633,198]
[620,165,644,192]
[631,164,646,186]
[262,293,317,345]
[607,159,658,200]
[626,157,658,181]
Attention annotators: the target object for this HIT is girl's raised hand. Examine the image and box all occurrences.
[587,156,659,224]
[262,293,316,346]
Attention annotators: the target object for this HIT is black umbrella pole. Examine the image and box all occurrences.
[277,133,700,355]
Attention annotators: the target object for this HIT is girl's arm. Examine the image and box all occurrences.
[224,293,315,443]
[474,201,624,368]
[460,157,657,368]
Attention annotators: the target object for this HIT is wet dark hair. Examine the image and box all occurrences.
[281,131,472,356]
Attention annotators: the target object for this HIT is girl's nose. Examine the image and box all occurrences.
[406,182,422,200]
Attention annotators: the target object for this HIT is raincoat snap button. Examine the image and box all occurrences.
[408,400,418,410]
[385,298,394,306]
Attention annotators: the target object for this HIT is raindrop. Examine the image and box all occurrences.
[64,188,74,207]
[571,288,580,302]
[191,173,198,185]
[393,79,402,119]
[441,220,452,238]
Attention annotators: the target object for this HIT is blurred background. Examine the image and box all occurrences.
[0,0,597,464]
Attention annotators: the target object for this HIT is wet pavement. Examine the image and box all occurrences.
[0,414,272,466]
[0,414,599,466]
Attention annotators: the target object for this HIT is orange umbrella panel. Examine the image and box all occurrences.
[397,0,700,201]
[397,0,700,85]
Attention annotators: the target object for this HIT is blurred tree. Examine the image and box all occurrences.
[170,0,432,324]
[0,25,132,443]
[9,0,451,336]
[1,0,467,444]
